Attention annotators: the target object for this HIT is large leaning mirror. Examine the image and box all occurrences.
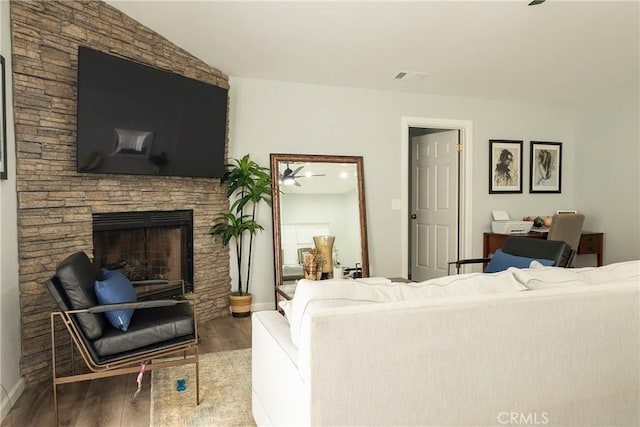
[270,153,369,304]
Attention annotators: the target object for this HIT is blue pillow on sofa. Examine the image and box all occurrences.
[484,249,555,273]
[94,269,137,331]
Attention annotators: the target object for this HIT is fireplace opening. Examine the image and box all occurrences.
[92,210,194,299]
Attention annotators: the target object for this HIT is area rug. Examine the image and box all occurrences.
[150,348,255,427]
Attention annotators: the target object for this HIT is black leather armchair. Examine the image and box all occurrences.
[448,237,574,275]
[45,252,199,425]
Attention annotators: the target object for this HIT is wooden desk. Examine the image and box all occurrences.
[483,231,604,266]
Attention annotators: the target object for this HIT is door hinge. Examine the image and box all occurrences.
[455,143,463,152]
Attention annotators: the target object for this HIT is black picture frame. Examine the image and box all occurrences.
[489,139,522,194]
[530,141,562,193]
[1,54,7,180]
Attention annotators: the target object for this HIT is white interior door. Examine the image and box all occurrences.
[410,130,459,281]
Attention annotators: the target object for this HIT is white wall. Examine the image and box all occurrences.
[0,0,25,421]
[574,79,640,263]
[228,77,580,308]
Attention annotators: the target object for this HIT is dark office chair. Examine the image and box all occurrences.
[448,237,573,275]
[45,252,199,425]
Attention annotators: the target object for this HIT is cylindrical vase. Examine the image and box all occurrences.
[313,235,335,275]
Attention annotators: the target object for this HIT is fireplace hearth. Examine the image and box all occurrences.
[92,210,194,298]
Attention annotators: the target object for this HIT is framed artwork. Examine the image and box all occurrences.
[489,139,522,194]
[530,141,562,193]
[1,54,7,180]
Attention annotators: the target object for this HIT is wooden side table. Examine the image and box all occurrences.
[483,232,604,266]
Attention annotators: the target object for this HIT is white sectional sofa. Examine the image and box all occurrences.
[252,262,640,426]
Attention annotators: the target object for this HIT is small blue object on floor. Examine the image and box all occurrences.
[176,378,186,392]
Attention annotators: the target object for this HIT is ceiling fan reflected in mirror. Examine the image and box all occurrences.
[279,163,325,186]
[528,0,546,5]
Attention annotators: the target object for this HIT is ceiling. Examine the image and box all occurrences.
[106,1,639,107]
[277,161,358,194]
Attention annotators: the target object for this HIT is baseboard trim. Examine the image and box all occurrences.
[1,377,25,423]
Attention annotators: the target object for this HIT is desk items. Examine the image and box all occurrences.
[491,210,534,234]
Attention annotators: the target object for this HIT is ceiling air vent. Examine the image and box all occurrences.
[394,71,428,81]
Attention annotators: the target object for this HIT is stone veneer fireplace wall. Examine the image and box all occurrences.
[10,0,231,386]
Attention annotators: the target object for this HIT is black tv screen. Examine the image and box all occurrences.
[76,46,228,178]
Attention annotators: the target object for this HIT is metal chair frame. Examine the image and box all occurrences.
[49,299,199,426]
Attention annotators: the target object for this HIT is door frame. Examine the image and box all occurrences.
[400,117,474,279]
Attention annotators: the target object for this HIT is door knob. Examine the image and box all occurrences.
[411,214,417,219]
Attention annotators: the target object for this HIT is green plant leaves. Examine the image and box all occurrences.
[210,213,254,246]
[209,154,272,295]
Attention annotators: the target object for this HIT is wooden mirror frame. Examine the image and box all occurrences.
[270,153,370,302]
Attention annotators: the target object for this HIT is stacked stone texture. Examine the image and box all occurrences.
[10,0,231,386]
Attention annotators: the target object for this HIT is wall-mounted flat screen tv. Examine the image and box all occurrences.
[76,46,228,178]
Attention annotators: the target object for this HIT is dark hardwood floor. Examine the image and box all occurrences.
[2,315,251,427]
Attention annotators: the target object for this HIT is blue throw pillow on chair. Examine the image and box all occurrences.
[484,249,555,273]
[94,269,137,331]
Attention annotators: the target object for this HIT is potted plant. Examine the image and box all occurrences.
[209,154,272,317]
